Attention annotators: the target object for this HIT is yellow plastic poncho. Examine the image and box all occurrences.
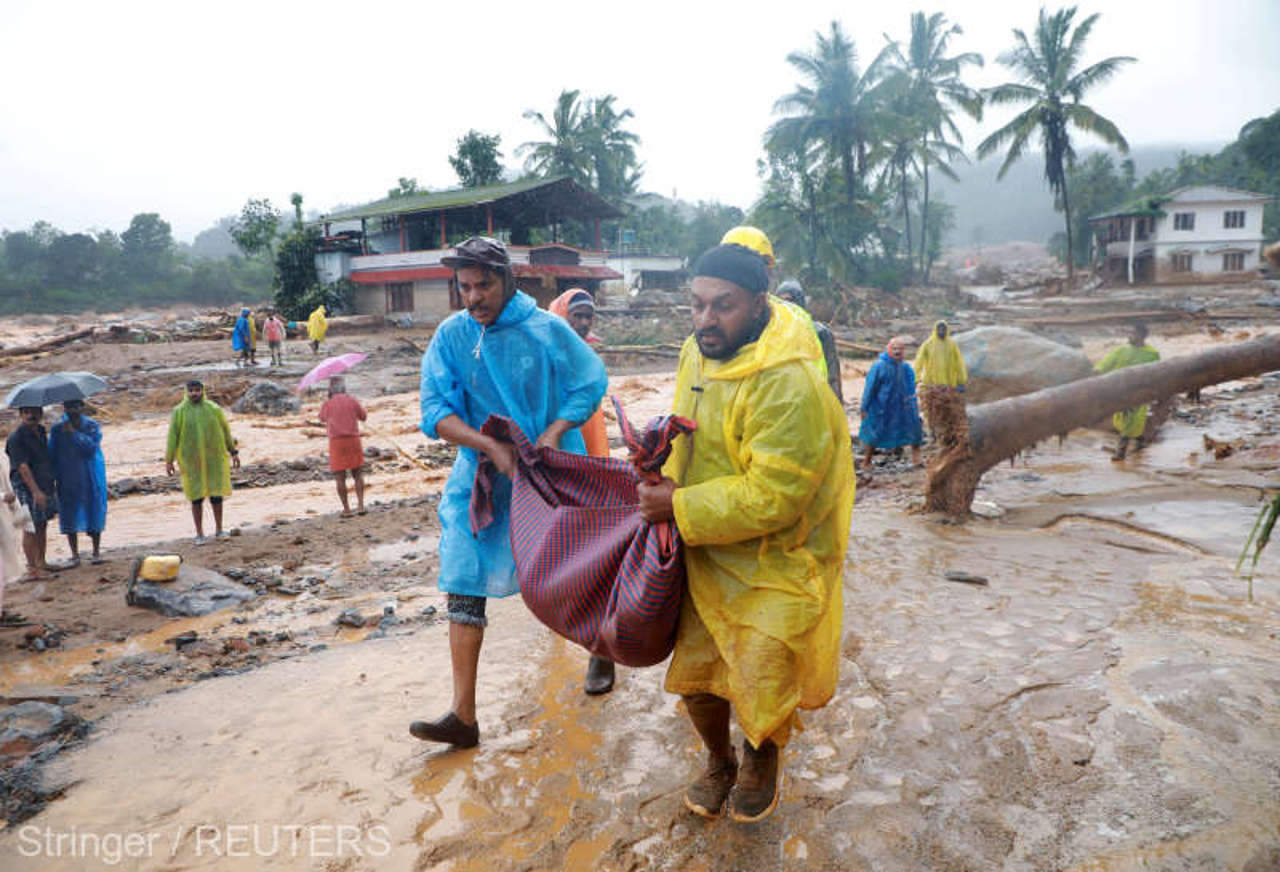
[1095,342,1161,437]
[165,398,236,501]
[308,305,328,343]
[773,295,828,382]
[913,321,967,387]
[662,300,855,749]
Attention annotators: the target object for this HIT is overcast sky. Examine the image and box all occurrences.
[2,0,1277,242]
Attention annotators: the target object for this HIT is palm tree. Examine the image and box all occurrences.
[770,22,886,231]
[976,6,1134,280]
[518,90,593,186]
[883,12,983,279]
[583,94,642,201]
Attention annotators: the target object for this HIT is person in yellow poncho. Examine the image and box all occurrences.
[164,380,241,544]
[1095,322,1160,460]
[638,244,854,824]
[913,320,968,450]
[307,305,328,354]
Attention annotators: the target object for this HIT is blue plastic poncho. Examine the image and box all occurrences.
[232,311,251,352]
[49,414,108,535]
[420,290,608,598]
[858,352,924,449]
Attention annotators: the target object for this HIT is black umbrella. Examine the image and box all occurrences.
[4,371,109,408]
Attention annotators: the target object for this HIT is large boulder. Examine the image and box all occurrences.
[232,381,300,416]
[955,326,1094,404]
[127,563,257,617]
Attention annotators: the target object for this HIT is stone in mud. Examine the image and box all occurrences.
[954,326,1094,404]
[336,609,366,628]
[231,381,301,416]
[0,703,81,765]
[126,564,257,617]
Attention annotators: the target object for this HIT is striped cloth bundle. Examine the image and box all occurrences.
[471,401,695,666]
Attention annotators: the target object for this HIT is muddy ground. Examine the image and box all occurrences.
[0,285,1278,871]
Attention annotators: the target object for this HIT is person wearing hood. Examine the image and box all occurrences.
[548,288,609,458]
[165,380,240,544]
[775,279,843,403]
[1095,322,1160,460]
[637,243,854,823]
[411,237,609,750]
[913,320,968,449]
[49,399,108,565]
[307,305,328,354]
[859,337,924,469]
[232,307,253,367]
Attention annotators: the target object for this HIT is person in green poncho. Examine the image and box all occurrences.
[164,380,241,543]
[1095,323,1161,461]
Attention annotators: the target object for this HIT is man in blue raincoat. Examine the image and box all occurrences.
[232,307,254,367]
[858,337,923,469]
[49,399,108,565]
[411,236,608,749]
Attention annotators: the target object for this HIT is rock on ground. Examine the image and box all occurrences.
[956,326,1095,404]
[231,381,300,415]
[126,564,257,617]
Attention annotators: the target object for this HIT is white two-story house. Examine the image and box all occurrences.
[1088,185,1271,284]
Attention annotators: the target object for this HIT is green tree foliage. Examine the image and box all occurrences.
[0,214,270,314]
[519,90,642,201]
[271,226,322,318]
[977,6,1134,279]
[387,177,422,198]
[290,192,304,227]
[449,130,505,188]
[121,212,175,282]
[879,12,982,280]
[684,202,745,263]
[230,198,282,260]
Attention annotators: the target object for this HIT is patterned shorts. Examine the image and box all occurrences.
[13,481,58,527]
[446,594,488,628]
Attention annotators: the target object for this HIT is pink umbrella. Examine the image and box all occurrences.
[297,353,369,393]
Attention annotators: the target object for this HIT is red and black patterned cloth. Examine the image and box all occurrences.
[471,402,694,666]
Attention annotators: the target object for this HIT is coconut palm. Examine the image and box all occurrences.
[976,6,1134,280]
[882,12,983,279]
[583,94,642,201]
[770,22,887,230]
[518,90,593,186]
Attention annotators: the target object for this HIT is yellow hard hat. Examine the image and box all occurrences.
[720,226,774,267]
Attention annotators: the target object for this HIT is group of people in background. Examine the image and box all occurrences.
[232,304,329,367]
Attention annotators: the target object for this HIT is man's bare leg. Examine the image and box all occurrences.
[861,445,875,470]
[450,622,483,725]
[65,532,79,564]
[352,468,366,514]
[191,501,205,539]
[334,472,351,516]
[34,523,49,570]
[211,500,224,536]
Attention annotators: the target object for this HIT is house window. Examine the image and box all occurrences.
[1223,210,1245,229]
[1223,252,1245,272]
[1173,212,1195,231]
[386,282,414,312]
[1172,253,1193,273]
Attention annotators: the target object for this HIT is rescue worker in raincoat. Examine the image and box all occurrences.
[307,305,328,354]
[411,237,609,750]
[775,279,844,402]
[913,320,968,449]
[232,307,254,367]
[859,337,923,469]
[49,399,108,565]
[1095,322,1160,460]
[164,380,240,543]
[638,243,854,823]
[548,289,609,459]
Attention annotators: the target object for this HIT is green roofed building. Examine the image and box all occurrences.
[314,176,624,321]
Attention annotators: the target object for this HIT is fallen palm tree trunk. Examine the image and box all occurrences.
[926,334,1280,516]
[0,327,95,359]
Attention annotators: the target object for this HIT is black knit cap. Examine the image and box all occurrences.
[693,244,770,294]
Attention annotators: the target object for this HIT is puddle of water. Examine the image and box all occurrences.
[1085,499,1262,556]
[368,535,439,564]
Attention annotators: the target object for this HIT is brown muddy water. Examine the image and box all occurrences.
[2,358,1278,870]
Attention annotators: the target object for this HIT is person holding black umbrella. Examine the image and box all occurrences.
[5,406,58,579]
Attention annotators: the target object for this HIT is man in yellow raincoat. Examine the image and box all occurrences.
[914,319,968,449]
[307,305,328,354]
[1095,322,1160,460]
[638,243,854,823]
[165,380,241,544]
